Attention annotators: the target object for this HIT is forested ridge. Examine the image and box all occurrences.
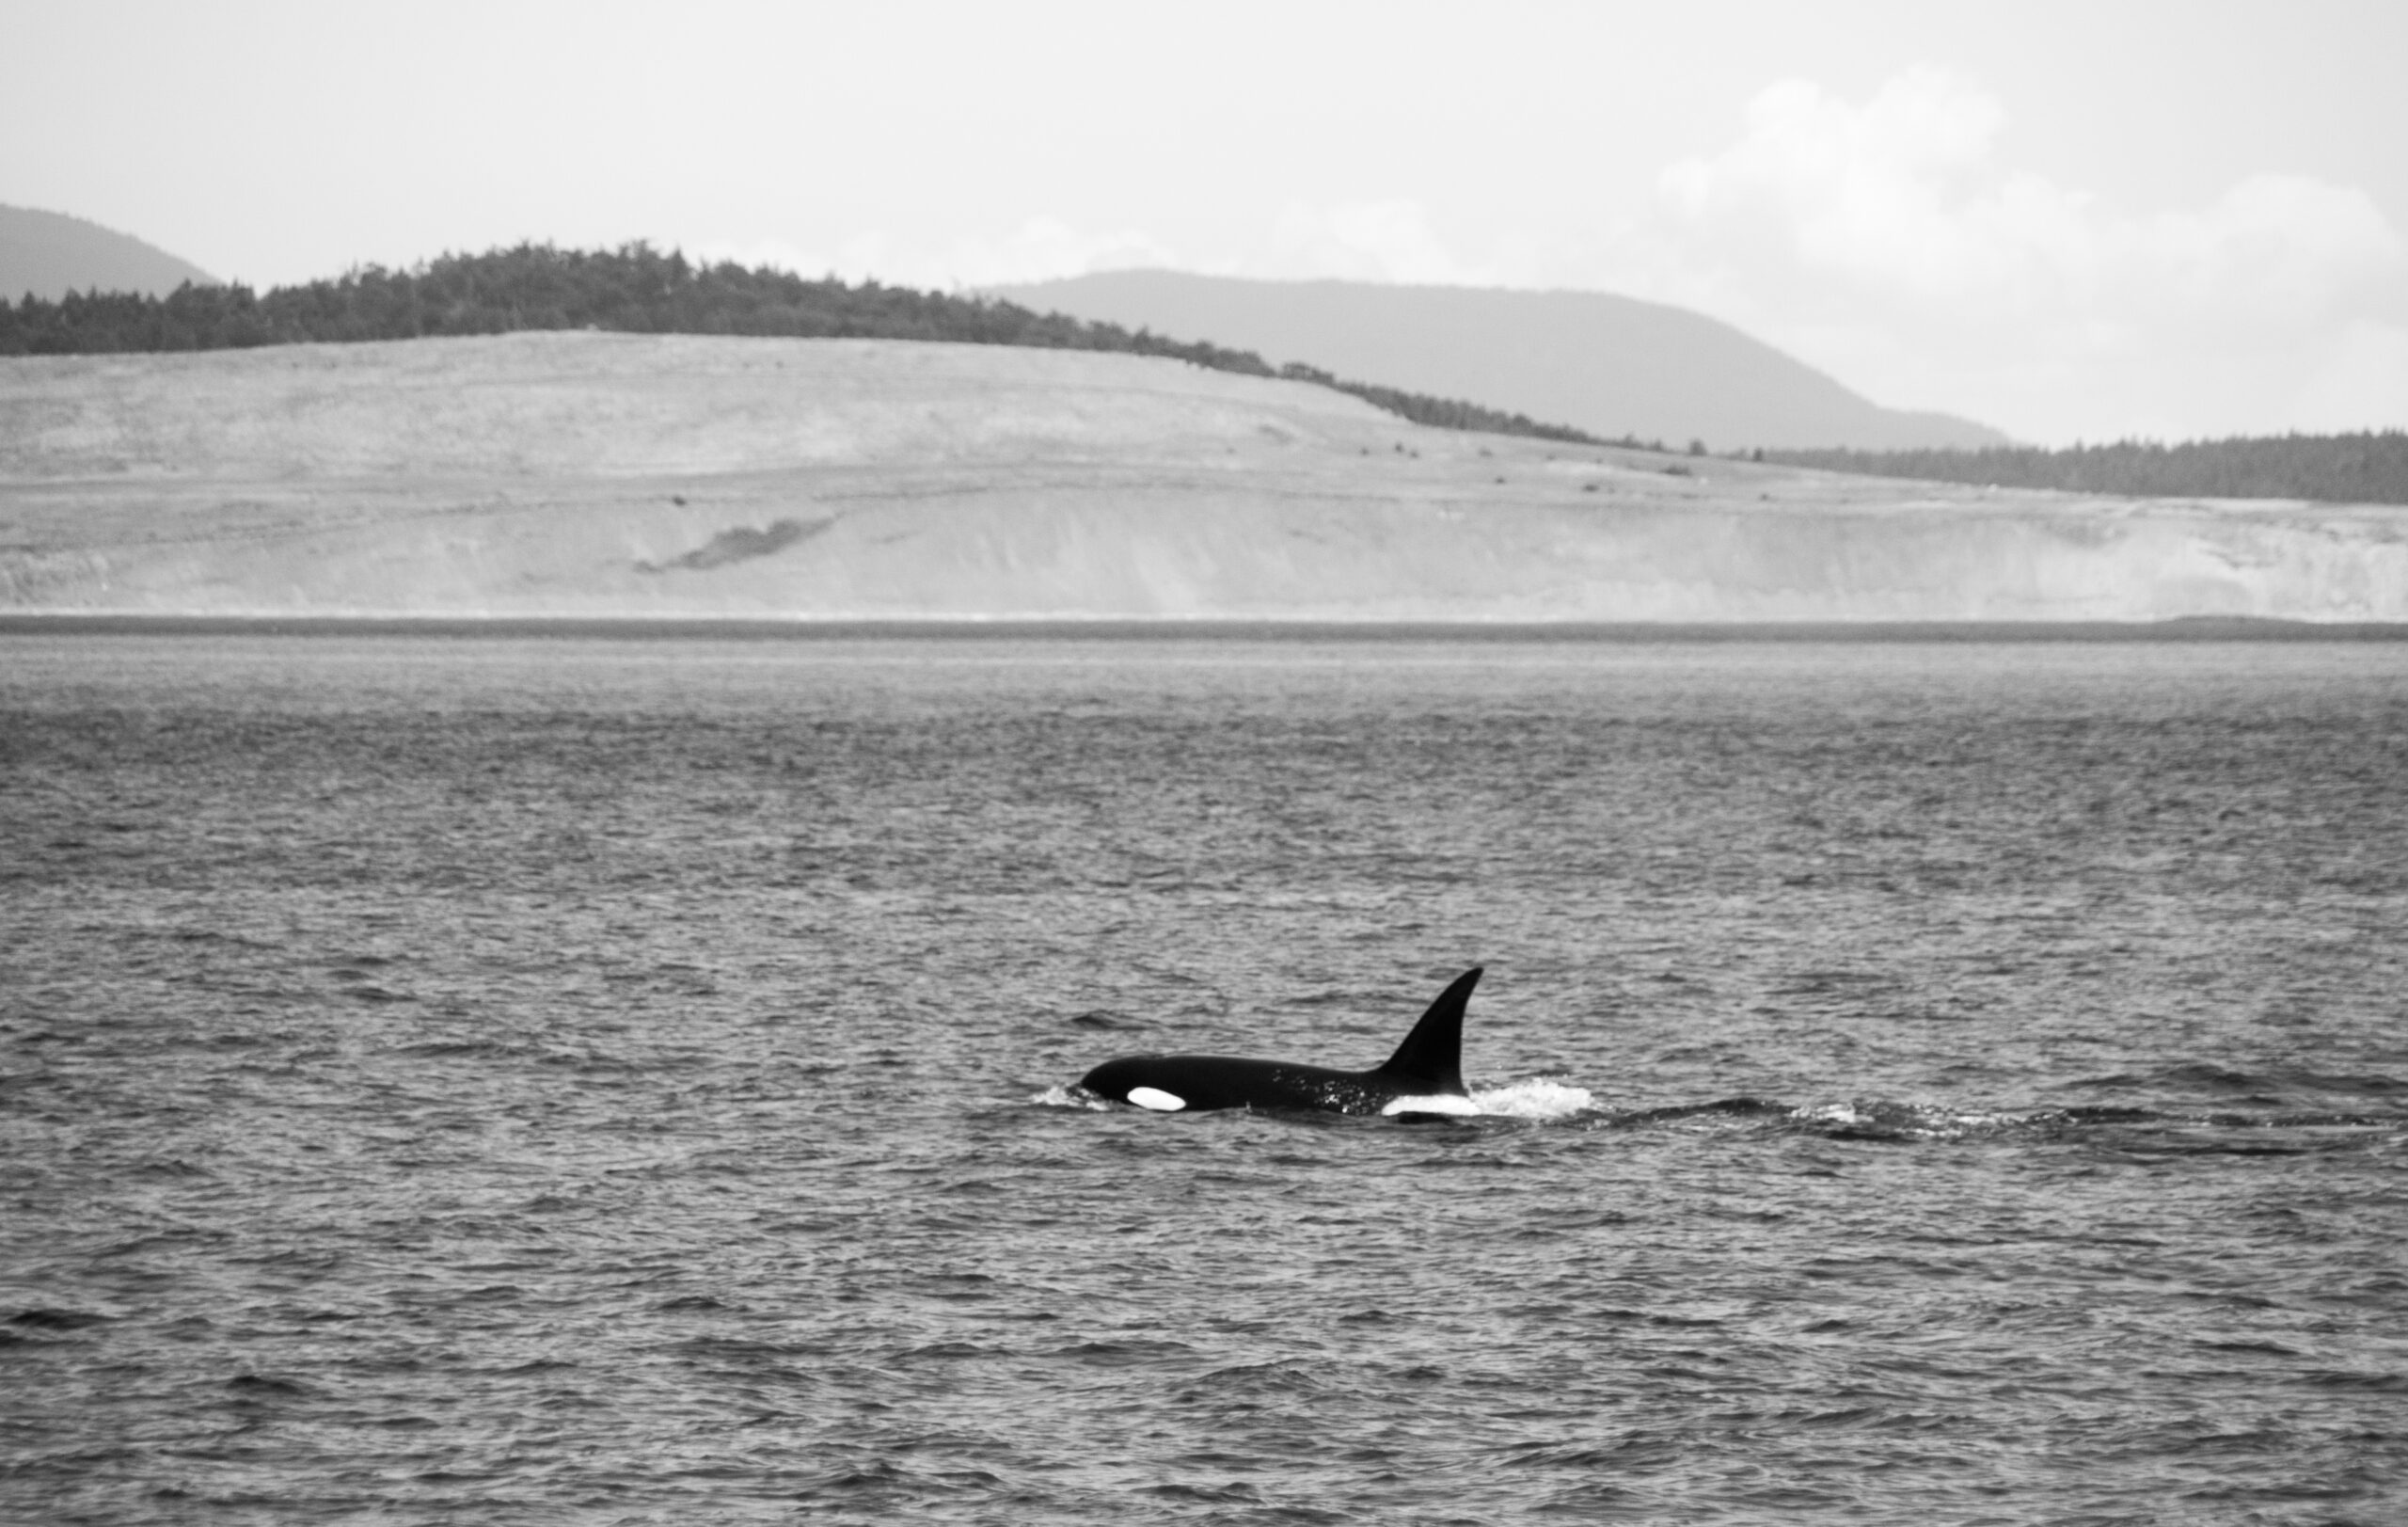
[1760,435,2408,506]
[0,242,1608,448]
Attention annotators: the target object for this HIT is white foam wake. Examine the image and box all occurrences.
[1030,1084,1112,1110]
[1381,1093,1482,1117]
[1470,1079,1596,1120]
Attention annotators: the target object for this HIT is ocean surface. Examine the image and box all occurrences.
[3,631,2403,1525]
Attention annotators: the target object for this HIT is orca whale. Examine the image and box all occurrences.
[1078,967,1483,1117]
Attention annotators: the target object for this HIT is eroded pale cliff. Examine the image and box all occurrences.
[3,332,2401,621]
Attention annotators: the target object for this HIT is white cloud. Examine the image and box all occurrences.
[681,73,2402,444]
[1661,67,2026,299]
[1652,66,2406,440]
[2284,319,2408,435]
[1252,199,1543,287]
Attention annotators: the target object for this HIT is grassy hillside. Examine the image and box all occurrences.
[13,241,2388,507]
[0,242,1598,449]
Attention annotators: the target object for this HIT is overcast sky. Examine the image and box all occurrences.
[8,0,2403,445]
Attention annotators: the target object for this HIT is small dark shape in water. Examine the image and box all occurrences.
[11,1308,107,1330]
[227,1374,308,1395]
[2060,1105,2163,1124]
[1069,1010,1137,1030]
[2070,1073,2149,1091]
[1623,1098,1787,1125]
[1146,1482,1264,1503]
[1820,1125,1915,1144]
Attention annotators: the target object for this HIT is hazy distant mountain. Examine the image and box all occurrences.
[1,204,218,301]
[993,271,2009,453]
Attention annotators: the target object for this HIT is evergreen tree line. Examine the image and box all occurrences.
[0,242,1275,369]
[1274,361,1605,446]
[1759,435,2408,506]
[0,241,1608,449]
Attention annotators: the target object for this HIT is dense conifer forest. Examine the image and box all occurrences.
[1761,435,2408,506]
[0,242,1611,449]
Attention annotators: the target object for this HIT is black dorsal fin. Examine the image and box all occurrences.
[1371,967,1481,1094]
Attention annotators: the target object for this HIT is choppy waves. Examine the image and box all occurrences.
[7,633,2406,1524]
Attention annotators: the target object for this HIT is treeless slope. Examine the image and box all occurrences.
[2,331,2401,621]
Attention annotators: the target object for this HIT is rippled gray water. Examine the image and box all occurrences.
[4,632,2404,1525]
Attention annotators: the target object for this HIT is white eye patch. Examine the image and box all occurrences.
[1126,1087,1187,1112]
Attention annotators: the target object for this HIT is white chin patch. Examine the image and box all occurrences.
[1126,1087,1187,1112]
[1382,1093,1480,1117]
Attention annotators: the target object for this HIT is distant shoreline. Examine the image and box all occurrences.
[6,613,2404,643]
